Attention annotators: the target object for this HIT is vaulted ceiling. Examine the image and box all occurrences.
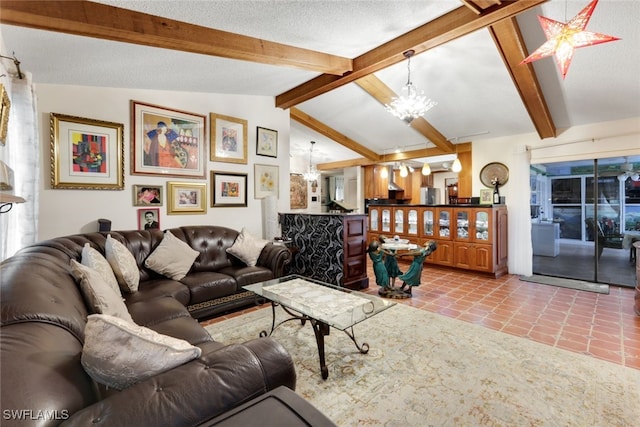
[1,1,638,170]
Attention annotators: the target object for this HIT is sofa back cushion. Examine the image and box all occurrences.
[168,226,239,273]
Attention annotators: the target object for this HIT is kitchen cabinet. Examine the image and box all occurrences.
[368,204,508,277]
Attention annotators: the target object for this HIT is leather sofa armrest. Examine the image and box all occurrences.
[62,338,296,427]
[256,243,291,277]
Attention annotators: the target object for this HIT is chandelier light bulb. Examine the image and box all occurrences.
[380,166,388,179]
[400,164,409,178]
[422,162,431,176]
[451,157,462,173]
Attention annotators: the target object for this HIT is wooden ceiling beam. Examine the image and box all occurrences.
[0,0,352,76]
[354,75,455,153]
[276,0,547,109]
[316,143,471,170]
[290,108,381,161]
[489,17,556,139]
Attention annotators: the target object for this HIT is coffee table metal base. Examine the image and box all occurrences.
[259,302,369,380]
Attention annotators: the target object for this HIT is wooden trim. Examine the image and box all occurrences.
[489,17,556,139]
[276,1,548,109]
[0,0,352,75]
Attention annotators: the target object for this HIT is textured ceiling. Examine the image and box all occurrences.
[1,0,638,167]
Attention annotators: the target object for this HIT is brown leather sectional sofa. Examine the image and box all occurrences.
[0,225,301,426]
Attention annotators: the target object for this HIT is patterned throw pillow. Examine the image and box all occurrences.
[144,230,199,280]
[105,234,140,293]
[81,243,120,296]
[226,227,269,267]
[70,260,133,323]
[81,314,202,390]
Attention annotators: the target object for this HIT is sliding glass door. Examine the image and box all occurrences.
[531,156,639,287]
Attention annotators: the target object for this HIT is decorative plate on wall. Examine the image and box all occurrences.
[480,162,509,187]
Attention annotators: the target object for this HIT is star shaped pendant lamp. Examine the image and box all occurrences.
[521,0,619,79]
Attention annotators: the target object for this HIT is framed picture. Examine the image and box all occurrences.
[133,184,163,206]
[479,188,493,205]
[50,113,124,190]
[167,181,207,214]
[211,171,248,207]
[131,100,206,178]
[210,113,247,164]
[254,164,279,199]
[138,208,160,230]
[289,173,307,209]
[256,126,277,157]
[0,84,10,145]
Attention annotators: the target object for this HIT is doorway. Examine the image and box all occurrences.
[530,156,640,288]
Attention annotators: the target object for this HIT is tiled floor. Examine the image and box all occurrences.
[360,262,640,370]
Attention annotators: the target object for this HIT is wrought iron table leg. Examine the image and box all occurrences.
[310,320,331,380]
[343,326,370,354]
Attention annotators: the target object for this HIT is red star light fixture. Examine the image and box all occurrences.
[521,0,619,79]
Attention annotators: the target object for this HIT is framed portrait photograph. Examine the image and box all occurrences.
[210,113,247,164]
[167,181,207,214]
[131,100,206,178]
[0,83,10,145]
[138,208,160,230]
[254,164,279,199]
[211,171,248,207]
[133,184,163,206]
[50,113,124,190]
[479,188,493,205]
[256,126,277,158]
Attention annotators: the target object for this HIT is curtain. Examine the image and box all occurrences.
[0,72,39,260]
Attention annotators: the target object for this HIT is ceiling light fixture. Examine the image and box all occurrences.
[385,49,437,122]
[421,162,431,176]
[521,0,619,79]
[302,141,320,182]
[399,163,409,178]
[451,138,462,173]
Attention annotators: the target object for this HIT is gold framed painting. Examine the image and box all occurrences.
[0,84,10,145]
[210,113,248,164]
[131,100,207,178]
[133,184,163,206]
[167,181,207,214]
[289,173,307,209]
[50,113,124,190]
[211,171,248,207]
[254,164,279,199]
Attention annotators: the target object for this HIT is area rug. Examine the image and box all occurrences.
[520,274,610,294]
[205,304,639,426]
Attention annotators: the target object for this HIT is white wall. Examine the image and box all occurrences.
[35,84,291,240]
[472,117,640,276]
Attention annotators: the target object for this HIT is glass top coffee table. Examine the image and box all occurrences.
[244,275,395,379]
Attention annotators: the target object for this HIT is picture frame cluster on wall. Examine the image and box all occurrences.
[49,101,282,220]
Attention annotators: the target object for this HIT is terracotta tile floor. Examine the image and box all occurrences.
[360,262,640,370]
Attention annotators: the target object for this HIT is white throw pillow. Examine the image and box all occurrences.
[226,227,269,267]
[144,230,199,280]
[82,314,202,390]
[70,260,133,323]
[105,234,140,293]
[81,243,120,296]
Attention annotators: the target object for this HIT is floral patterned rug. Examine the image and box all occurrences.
[205,304,639,426]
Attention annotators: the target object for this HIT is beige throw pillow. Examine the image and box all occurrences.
[226,227,269,267]
[105,234,140,293]
[81,243,120,296]
[144,230,199,280]
[70,260,133,323]
[81,314,202,390]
